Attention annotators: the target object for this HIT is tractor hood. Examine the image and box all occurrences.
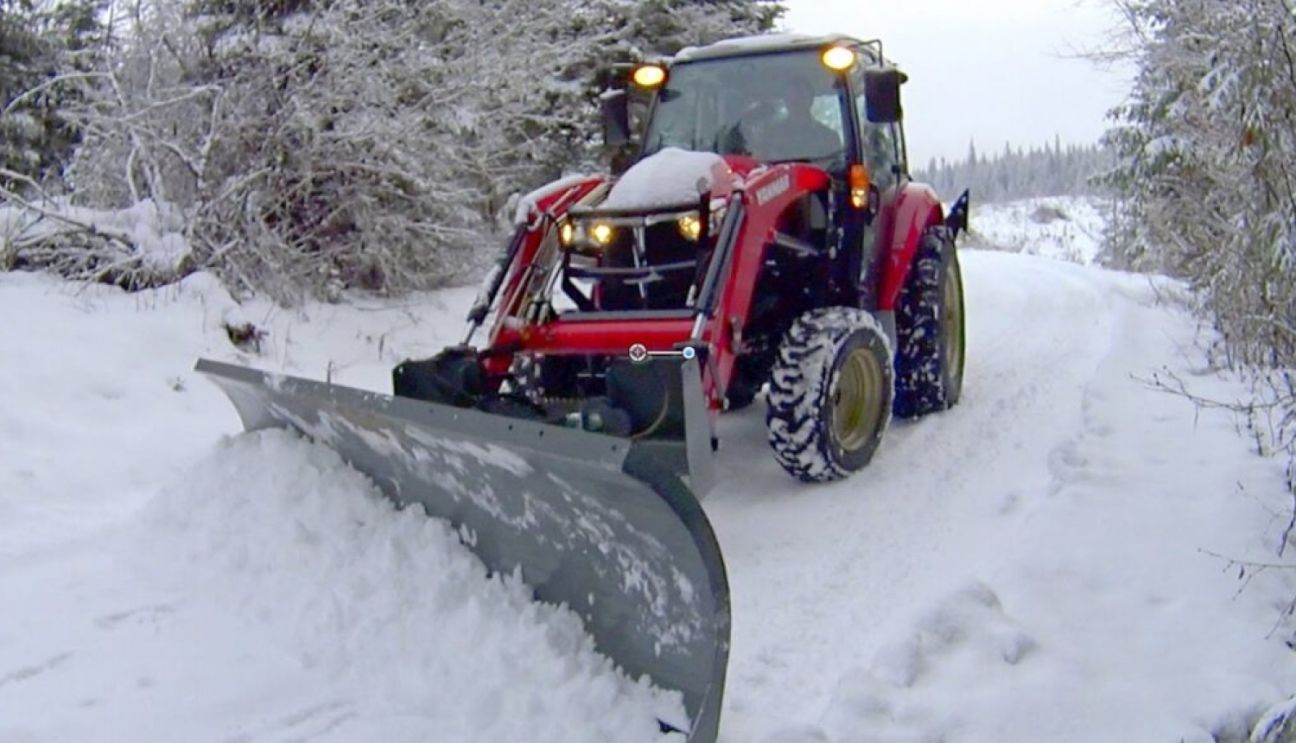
[599,148,736,213]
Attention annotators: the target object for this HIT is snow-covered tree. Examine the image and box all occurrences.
[1,1,47,183]
[1100,0,1296,368]
[607,0,781,56]
[9,0,782,298]
[0,0,105,189]
[1100,0,1296,483]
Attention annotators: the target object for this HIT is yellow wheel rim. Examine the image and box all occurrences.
[833,347,886,452]
[943,258,965,391]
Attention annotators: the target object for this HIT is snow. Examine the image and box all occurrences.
[600,148,726,212]
[0,198,192,276]
[675,32,857,62]
[964,195,1107,265]
[0,271,683,742]
[3,200,1296,741]
[710,251,1296,742]
[130,430,682,741]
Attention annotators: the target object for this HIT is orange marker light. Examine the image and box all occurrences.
[849,163,871,209]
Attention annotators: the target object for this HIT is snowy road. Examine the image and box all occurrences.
[710,252,1117,738]
[711,253,1295,740]
[1,243,1294,742]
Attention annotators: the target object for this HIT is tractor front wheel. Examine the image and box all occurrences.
[766,307,894,482]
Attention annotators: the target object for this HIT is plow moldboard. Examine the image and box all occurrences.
[195,358,729,741]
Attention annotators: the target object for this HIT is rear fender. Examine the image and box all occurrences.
[876,182,945,312]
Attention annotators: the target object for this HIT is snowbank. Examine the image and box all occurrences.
[4,211,1296,741]
[0,198,192,277]
[967,196,1107,265]
[128,429,685,742]
[0,268,684,742]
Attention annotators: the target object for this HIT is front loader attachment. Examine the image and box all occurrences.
[195,359,729,741]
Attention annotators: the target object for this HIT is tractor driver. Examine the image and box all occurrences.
[753,83,844,166]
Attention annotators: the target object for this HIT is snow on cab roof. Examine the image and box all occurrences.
[674,32,866,63]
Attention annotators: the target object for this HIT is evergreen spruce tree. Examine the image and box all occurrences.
[0,0,46,184]
[0,0,105,190]
[913,138,1112,203]
[1099,0,1296,371]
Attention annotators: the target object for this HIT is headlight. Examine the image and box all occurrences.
[558,221,615,249]
[589,223,616,246]
[677,213,702,242]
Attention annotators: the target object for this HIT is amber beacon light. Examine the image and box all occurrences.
[632,64,668,88]
[821,45,856,71]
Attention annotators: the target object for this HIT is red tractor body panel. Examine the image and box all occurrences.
[485,162,835,412]
[876,182,947,312]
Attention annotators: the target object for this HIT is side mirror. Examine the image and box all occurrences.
[864,68,907,123]
[602,90,631,148]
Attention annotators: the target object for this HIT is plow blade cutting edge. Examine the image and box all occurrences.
[195,358,730,741]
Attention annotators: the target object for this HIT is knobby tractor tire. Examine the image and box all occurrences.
[766,307,894,482]
[893,227,966,419]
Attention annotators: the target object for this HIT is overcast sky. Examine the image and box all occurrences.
[780,0,1133,166]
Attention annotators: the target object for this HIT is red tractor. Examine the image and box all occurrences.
[398,33,967,485]
[199,32,968,743]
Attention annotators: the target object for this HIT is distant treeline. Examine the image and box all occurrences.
[913,139,1112,204]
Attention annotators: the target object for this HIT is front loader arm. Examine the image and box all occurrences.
[696,164,832,400]
[480,177,607,348]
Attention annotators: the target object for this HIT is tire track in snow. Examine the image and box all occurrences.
[705,251,1122,738]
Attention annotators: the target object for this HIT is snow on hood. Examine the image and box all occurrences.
[599,148,727,212]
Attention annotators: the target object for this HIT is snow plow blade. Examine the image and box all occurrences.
[195,358,729,741]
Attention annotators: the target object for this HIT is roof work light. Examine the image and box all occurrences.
[821,46,856,72]
[632,64,668,89]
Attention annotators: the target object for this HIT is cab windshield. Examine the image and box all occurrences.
[640,50,849,170]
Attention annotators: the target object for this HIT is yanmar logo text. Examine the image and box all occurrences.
[754,174,791,206]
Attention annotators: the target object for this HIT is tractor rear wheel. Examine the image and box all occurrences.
[766,307,894,482]
[893,227,966,419]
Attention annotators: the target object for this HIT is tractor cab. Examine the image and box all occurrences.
[525,35,909,322]
[610,34,908,188]
[640,44,851,169]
